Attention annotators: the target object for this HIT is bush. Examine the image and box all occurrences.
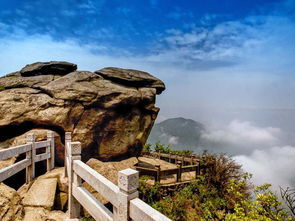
[151,142,193,156]
[138,148,295,221]
[138,176,161,204]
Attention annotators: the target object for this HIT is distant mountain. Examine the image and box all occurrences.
[147,117,205,150]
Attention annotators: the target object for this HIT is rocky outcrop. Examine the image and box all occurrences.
[18,167,68,221]
[0,183,24,221]
[20,61,77,77]
[0,61,165,163]
[96,67,165,94]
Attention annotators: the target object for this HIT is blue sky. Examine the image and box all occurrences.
[1,0,295,187]
[0,0,283,53]
[1,0,295,127]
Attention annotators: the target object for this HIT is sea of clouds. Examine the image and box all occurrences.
[200,120,295,189]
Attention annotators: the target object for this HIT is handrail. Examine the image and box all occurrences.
[138,151,201,183]
[0,143,32,161]
[130,198,171,221]
[136,162,200,183]
[65,133,171,221]
[143,151,200,165]
[73,160,119,207]
[0,132,55,183]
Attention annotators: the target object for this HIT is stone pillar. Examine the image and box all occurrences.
[64,132,72,178]
[47,131,55,171]
[26,133,35,183]
[68,141,81,219]
[114,168,139,221]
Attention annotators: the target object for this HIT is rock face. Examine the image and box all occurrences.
[0,183,24,221]
[20,61,77,77]
[0,61,165,163]
[17,167,68,221]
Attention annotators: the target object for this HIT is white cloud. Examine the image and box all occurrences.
[1,3,295,133]
[200,120,295,188]
[150,13,295,75]
[168,136,179,145]
[234,146,295,187]
[200,120,282,154]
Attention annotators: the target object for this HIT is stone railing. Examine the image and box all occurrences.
[0,132,55,183]
[65,136,171,221]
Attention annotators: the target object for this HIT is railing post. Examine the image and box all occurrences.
[47,131,55,171]
[177,161,182,182]
[114,168,139,221]
[64,132,71,178]
[26,133,35,183]
[155,164,161,183]
[197,161,201,176]
[68,141,81,219]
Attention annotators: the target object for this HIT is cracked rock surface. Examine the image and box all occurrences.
[0,61,165,163]
[0,183,24,221]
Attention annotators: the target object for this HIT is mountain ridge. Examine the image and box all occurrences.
[147,117,205,151]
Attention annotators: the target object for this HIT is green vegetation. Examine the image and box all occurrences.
[144,142,194,156]
[139,143,295,221]
[81,218,95,221]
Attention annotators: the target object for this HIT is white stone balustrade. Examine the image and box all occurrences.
[65,132,171,221]
[0,132,55,183]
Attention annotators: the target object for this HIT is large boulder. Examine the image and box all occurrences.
[0,183,24,221]
[0,61,165,163]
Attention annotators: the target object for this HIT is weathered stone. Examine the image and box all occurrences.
[38,167,68,193]
[22,178,58,210]
[0,62,165,163]
[17,182,33,200]
[45,210,67,221]
[55,192,68,211]
[96,67,165,94]
[23,207,67,221]
[0,183,24,221]
[20,61,77,77]
[23,207,47,221]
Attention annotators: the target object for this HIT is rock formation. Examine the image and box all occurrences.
[0,61,165,163]
[17,168,68,221]
[0,183,24,221]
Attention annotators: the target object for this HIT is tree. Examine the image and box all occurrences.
[280,186,295,218]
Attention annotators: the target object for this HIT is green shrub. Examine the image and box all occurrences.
[152,142,193,156]
[143,143,152,152]
[138,149,295,221]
